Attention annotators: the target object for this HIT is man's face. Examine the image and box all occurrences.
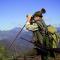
[34,16,42,21]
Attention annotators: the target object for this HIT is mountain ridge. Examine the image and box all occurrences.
[0,27,60,56]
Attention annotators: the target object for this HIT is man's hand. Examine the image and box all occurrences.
[26,14,32,22]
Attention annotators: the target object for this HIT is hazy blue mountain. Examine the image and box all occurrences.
[57,27,60,33]
[0,27,60,56]
[0,27,33,56]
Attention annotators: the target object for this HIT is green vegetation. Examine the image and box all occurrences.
[0,44,15,60]
[0,45,8,60]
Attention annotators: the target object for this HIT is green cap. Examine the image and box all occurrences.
[33,8,46,18]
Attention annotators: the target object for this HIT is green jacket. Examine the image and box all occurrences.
[26,22,38,31]
[26,19,47,45]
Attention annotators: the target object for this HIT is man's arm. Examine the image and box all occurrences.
[26,15,38,31]
[25,22,38,31]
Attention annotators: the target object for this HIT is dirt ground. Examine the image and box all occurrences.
[12,53,60,60]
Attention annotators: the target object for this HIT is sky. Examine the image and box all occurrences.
[0,0,60,30]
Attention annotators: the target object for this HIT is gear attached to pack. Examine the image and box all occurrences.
[47,25,58,48]
[47,25,57,33]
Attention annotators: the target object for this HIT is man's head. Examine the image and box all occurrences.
[34,16,42,21]
[33,8,46,21]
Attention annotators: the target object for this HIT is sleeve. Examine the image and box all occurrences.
[36,21,43,28]
[25,22,38,31]
[37,20,48,30]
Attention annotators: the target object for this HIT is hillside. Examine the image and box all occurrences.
[0,27,60,58]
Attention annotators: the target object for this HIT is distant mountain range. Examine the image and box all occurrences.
[57,27,60,33]
[0,27,60,56]
[0,27,34,56]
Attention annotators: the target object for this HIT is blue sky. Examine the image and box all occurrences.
[0,0,60,30]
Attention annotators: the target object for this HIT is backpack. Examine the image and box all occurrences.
[47,25,58,48]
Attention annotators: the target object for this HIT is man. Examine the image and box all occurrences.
[26,8,49,60]
[26,8,47,45]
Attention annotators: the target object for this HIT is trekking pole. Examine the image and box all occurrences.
[8,14,30,49]
[8,24,26,49]
[20,37,60,53]
[20,37,48,54]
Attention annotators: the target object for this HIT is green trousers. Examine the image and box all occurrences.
[33,30,43,45]
[33,31,49,60]
[33,30,55,60]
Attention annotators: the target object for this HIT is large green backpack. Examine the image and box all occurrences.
[47,25,59,48]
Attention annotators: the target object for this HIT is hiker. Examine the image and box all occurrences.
[26,8,49,60]
[26,8,47,46]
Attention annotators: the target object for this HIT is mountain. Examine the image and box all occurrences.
[0,27,34,56]
[0,27,60,56]
[57,27,60,33]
